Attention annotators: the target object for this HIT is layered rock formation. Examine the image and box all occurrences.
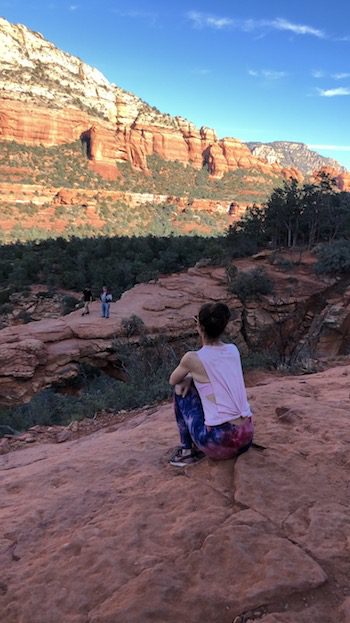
[247,140,346,176]
[0,17,304,182]
[311,166,350,192]
[1,253,350,406]
[1,363,350,622]
[0,181,241,239]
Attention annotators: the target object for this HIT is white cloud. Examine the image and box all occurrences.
[318,87,350,96]
[187,11,234,29]
[312,70,325,78]
[309,144,350,151]
[69,4,78,10]
[191,68,211,75]
[332,72,350,80]
[270,17,325,38]
[112,9,159,25]
[186,12,326,38]
[249,69,287,79]
[313,71,350,80]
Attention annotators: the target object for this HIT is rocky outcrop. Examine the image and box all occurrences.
[1,254,350,406]
[1,363,350,621]
[247,140,346,176]
[312,166,350,191]
[0,181,241,238]
[0,17,304,182]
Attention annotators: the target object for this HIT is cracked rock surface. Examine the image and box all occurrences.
[1,364,350,622]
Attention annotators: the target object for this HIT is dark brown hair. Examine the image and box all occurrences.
[198,302,231,339]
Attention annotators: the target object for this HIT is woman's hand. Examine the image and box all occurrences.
[175,375,193,397]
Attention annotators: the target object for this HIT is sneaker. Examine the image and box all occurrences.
[169,447,205,467]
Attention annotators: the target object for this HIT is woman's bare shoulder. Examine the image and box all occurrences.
[181,350,199,363]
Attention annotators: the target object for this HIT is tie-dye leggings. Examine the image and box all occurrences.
[174,385,253,460]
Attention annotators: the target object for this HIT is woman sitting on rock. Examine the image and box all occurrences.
[169,302,253,467]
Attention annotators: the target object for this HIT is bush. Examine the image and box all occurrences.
[242,350,279,370]
[0,334,183,432]
[121,314,146,337]
[61,295,80,315]
[314,240,350,276]
[228,267,274,301]
[225,263,238,287]
[0,302,13,314]
[16,310,33,324]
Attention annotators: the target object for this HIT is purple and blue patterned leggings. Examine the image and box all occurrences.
[174,385,253,460]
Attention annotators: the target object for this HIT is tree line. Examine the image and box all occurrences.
[0,173,350,300]
[228,173,350,252]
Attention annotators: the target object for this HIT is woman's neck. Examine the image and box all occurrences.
[201,336,223,346]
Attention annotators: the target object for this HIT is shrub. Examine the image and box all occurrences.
[16,310,33,324]
[242,349,279,370]
[121,314,146,337]
[225,263,238,287]
[314,240,350,276]
[0,302,13,314]
[0,288,13,304]
[0,334,182,433]
[228,267,274,301]
[61,295,81,315]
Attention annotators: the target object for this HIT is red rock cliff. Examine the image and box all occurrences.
[0,17,305,182]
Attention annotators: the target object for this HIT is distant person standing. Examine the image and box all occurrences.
[81,287,93,316]
[100,285,112,318]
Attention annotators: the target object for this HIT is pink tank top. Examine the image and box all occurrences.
[193,344,252,426]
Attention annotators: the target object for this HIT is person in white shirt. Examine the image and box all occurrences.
[169,302,253,467]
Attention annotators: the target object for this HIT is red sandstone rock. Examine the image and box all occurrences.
[1,363,350,621]
[1,254,350,406]
[281,166,304,183]
[0,100,117,173]
[312,166,350,191]
[0,97,304,182]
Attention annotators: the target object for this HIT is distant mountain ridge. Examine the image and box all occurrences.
[246,141,346,176]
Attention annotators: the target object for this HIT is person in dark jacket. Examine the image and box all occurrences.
[82,287,93,316]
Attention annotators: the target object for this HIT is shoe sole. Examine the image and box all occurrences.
[169,456,206,468]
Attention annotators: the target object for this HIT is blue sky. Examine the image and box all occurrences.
[1,0,349,168]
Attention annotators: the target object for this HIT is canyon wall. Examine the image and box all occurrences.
[0,17,304,182]
[1,256,350,406]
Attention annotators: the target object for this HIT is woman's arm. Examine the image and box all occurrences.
[169,352,193,385]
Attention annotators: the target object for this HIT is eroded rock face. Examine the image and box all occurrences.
[1,255,350,406]
[312,166,350,191]
[1,364,349,622]
[247,141,346,176]
[0,17,303,182]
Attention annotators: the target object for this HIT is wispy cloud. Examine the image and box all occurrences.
[191,68,211,76]
[309,144,350,151]
[112,9,159,26]
[332,72,350,80]
[186,11,327,38]
[312,70,325,78]
[249,68,287,80]
[318,87,350,96]
[312,70,350,80]
[187,11,233,29]
[69,4,78,10]
[270,17,325,38]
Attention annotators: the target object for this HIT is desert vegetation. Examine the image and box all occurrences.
[0,335,193,432]
[228,173,350,251]
[1,172,350,432]
[0,139,280,202]
[0,235,227,298]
